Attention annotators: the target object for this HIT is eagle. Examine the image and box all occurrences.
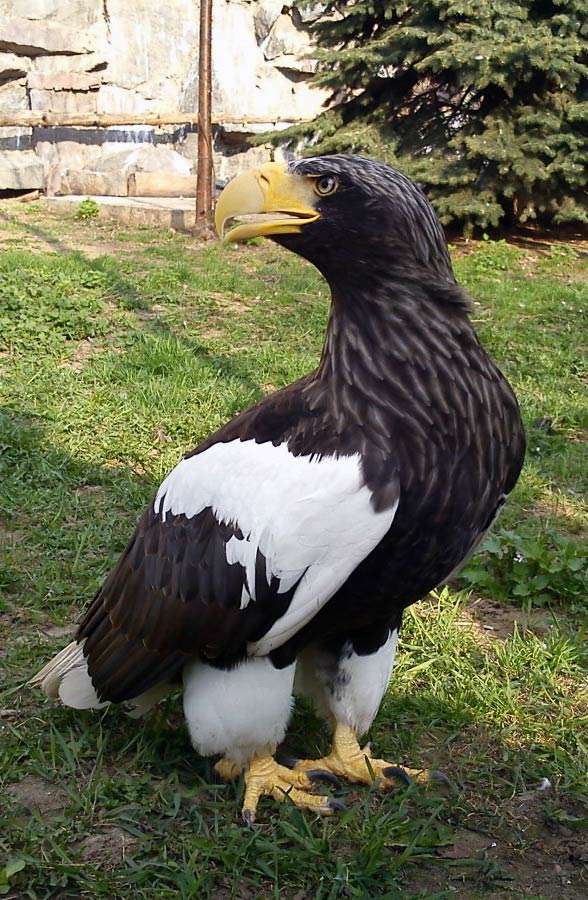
[31,155,525,823]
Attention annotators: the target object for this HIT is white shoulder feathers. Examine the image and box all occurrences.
[155,440,398,653]
[31,441,398,712]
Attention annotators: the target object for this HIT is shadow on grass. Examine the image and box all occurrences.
[0,205,270,403]
[0,405,154,635]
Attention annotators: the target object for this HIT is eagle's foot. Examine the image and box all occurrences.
[293,723,446,790]
[241,753,344,824]
[214,757,243,782]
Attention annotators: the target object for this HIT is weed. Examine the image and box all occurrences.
[0,252,113,349]
[468,236,524,276]
[460,526,588,609]
[75,198,100,220]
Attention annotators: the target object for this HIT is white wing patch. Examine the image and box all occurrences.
[154,440,398,654]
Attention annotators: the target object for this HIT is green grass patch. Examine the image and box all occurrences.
[0,205,587,899]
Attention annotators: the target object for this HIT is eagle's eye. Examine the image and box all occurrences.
[314,175,339,197]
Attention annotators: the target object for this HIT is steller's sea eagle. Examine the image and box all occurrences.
[31,155,525,822]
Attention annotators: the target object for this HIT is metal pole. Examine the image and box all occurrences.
[195,0,213,234]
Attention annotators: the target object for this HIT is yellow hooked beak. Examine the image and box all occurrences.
[215,162,320,243]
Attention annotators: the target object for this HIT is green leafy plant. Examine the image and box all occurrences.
[75,198,100,220]
[460,527,588,608]
[0,860,26,895]
[468,237,524,276]
[0,252,108,349]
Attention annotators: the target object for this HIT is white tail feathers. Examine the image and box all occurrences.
[29,640,107,710]
[30,639,171,716]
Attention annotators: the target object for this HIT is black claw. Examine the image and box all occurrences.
[279,755,299,769]
[306,769,342,788]
[327,798,347,813]
[242,808,255,827]
[382,766,413,786]
[430,770,452,788]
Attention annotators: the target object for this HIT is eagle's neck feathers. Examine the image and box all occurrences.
[306,277,485,453]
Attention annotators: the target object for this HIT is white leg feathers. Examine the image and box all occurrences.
[32,631,397,767]
[295,630,398,737]
[183,656,296,766]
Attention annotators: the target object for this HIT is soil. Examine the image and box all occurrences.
[462,596,554,643]
[75,827,138,870]
[407,789,588,899]
[7,775,69,818]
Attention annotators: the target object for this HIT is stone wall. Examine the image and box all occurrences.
[0,0,328,195]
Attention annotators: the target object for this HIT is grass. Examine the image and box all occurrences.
[0,204,587,899]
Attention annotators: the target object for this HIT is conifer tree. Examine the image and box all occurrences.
[287,0,588,229]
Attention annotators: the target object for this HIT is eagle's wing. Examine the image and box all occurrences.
[78,438,399,703]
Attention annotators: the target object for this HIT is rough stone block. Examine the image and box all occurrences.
[0,126,32,152]
[28,88,100,115]
[60,169,127,196]
[0,52,30,81]
[27,72,102,91]
[30,51,108,75]
[0,150,45,189]
[0,18,93,56]
[253,1,283,44]
[105,0,198,90]
[28,89,51,113]
[0,81,28,113]
[213,142,273,185]
[212,2,328,122]
[34,133,101,178]
[9,0,103,28]
[98,145,192,176]
[264,12,313,61]
[128,171,197,197]
[296,2,327,23]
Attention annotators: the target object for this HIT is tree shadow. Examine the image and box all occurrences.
[0,405,155,619]
[0,204,267,397]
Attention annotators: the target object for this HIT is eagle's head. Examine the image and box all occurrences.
[215,155,454,288]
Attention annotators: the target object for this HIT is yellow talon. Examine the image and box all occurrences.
[241,753,341,824]
[214,757,243,782]
[293,723,437,788]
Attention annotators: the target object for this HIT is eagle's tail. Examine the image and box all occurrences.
[29,640,107,709]
[29,640,172,717]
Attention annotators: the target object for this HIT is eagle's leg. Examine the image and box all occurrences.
[214,757,243,781]
[292,628,445,790]
[292,721,435,788]
[183,656,342,823]
[241,753,344,824]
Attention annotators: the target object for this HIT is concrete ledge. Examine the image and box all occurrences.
[41,194,196,230]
